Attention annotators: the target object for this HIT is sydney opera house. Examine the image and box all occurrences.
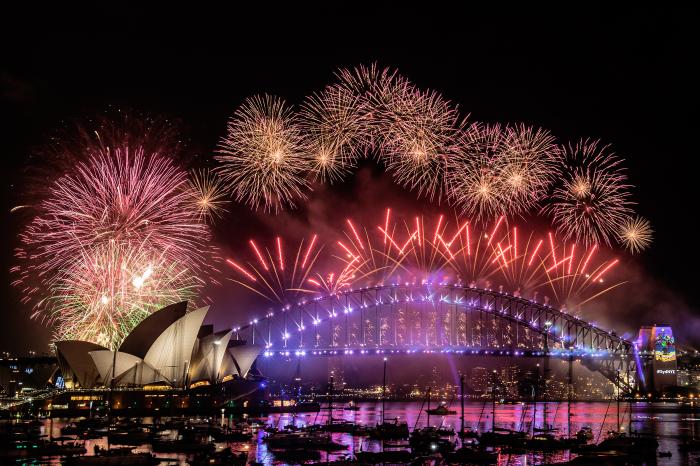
[54,302,261,390]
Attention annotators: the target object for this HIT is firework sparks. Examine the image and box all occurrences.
[618,216,653,253]
[544,139,634,246]
[216,95,311,212]
[299,84,368,183]
[186,168,229,222]
[380,86,463,201]
[497,124,559,216]
[447,123,509,219]
[308,261,357,295]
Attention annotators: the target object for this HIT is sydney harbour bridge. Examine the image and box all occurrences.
[231,283,638,393]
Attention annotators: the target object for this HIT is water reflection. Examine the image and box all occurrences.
[31,401,700,465]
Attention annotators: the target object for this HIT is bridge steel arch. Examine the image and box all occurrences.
[232,284,637,392]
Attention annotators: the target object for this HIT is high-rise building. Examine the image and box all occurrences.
[500,365,519,398]
[470,367,489,395]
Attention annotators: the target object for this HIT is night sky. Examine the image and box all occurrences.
[1,5,696,353]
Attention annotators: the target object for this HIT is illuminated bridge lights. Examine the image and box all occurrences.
[234,283,636,388]
[256,347,620,359]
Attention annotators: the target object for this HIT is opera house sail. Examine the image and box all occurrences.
[53,302,262,390]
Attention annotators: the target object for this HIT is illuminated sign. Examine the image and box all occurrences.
[654,327,676,362]
[656,369,676,374]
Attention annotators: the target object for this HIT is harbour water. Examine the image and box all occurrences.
[28,401,700,465]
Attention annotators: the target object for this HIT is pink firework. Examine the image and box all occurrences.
[15,144,212,348]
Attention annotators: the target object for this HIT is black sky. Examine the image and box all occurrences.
[1,4,697,353]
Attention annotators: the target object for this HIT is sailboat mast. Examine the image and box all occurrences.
[328,375,334,425]
[616,370,621,432]
[491,370,497,433]
[382,357,387,424]
[460,374,465,435]
[568,354,573,438]
[427,386,431,427]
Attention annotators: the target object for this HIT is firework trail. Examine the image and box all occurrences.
[618,216,653,253]
[186,168,229,223]
[353,211,621,309]
[226,234,322,304]
[335,212,408,286]
[14,143,212,348]
[544,138,634,246]
[221,210,623,310]
[216,95,311,212]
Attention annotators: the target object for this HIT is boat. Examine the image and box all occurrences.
[368,358,410,441]
[271,448,322,463]
[209,426,253,441]
[151,438,216,453]
[61,423,84,436]
[479,428,527,447]
[322,419,358,433]
[344,400,361,411]
[189,447,248,466]
[107,429,152,446]
[444,446,498,464]
[368,418,410,440]
[457,374,480,440]
[64,451,157,465]
[1,439,87,459]
[356,450,415,464]
[426,403,457,416]
[577,426,594,441]
[458,427,479,439]
[525,433,567,451]
[410,427,455,454]
[264,430,347,450]
[573,432,658,455]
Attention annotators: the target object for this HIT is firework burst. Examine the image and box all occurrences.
[544,139,634,246]
[186,168,229,223]
[216,95,311,212]
[381,87,463,201]
[497,124,559,216]
[334,64,410,149]
[299,85,369,183]
[213,65,648,257]
[447,123,509,219]
[618,216,653,253]
[15,144,211,348]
